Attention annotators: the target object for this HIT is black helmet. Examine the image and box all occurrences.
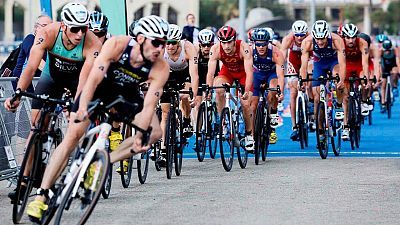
[382,39,392,50]
[89,11,109,32]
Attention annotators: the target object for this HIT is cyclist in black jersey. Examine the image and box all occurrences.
[24,15,170,221]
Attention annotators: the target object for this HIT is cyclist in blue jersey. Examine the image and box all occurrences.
[249,28,285,145]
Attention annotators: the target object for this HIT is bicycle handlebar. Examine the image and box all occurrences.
[11,88,72,109]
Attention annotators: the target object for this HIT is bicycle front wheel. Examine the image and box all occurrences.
[219,108,234,171]
[54,149,110,225]
[196,103,206,162]
[236,107,248,169]
[316,102,328,159]
[137,150,150,184]
[165,110,175,179]
[254,103,264,165]
[209,102,219,159]
[120,124,134,188]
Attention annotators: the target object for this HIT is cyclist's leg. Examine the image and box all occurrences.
[213,75,231,115]
[381,74,387,106]
[288,77,298,130]
[238,74,253,135]
[160,102,170,149]
[250,73,263,130]
[181,82,193,136]
[110,112,162,163]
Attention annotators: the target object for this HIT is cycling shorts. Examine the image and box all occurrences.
[253,71,277,97]
[312,58,338,87]
[217,65,247,86]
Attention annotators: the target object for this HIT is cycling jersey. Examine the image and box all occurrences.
[252,43,277,97]
[198,50,219,96]
[345,37,363,78]
[218,40,246,86]
[312,36,338,87]
[381,49,396,76]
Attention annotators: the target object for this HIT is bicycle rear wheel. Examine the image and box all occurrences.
[54,149,110,225]
[236,107,248,169]
[254,103,264,165]
[196,103,206,162]
[137,150,150,184]
[219,108,234,171]
[209,102,218,159]
[316,102,328,159]
[332,118,341,156]
[13,132,43,224]
[174,110,184,176]
[387,83,391,119]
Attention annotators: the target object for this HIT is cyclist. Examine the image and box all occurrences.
[160,24,199,151]
[281,20,314,141]
[375,39,400,113]
[193,29,219,133]
[23,15,170,221]
[206,25,254,151]
[4,2,101,204]
[249,28,284,145]
[89,11,110,43]
[340,23,370,140]
[300,20,346,143]
[358,32,376,110]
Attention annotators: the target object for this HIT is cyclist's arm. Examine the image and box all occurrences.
[280,35,292,60]
[185,41,199,97]
[374,47,382,81]
[360,38,370,80]
[137,56,170,131]
[16,25,52,91]
[76,31,102,98]
[206,44,219,86]
[300,36,312,79]
[273,46,285,93]
[333,34,346,81]
[78,36,124,112]
[241,41,254,93]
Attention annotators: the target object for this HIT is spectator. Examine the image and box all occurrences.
[182,13,199,43]
[12,15,52,92]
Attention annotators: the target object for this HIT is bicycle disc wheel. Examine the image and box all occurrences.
[120,124,133,188]
[219,108,234,171]
[165,110,175,179]
[196,103,206,162]
[316,102,328,159]
[174,110,184,176]
[54,149,110,225]
[236,107,248,169]
[13,132,43,224]
[209,103,218,159]
[137,150,150,184]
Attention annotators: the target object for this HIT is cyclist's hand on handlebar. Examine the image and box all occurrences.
[75,108,88,122]
[132,133,150,153]
[300,82,307,91]
[241,91,249,100]
[4,97,20,112]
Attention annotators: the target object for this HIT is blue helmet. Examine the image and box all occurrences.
[251,28,270,42]
[376,34,388,43]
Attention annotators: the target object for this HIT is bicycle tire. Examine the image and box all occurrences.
[54,149,110,225]
[387,83,391,119]
[41,185,62,225]
[209,102,218,159]
[348,98,356,150]
[316,102,328,159]
[13,132,43,224]
[120,124,133,188]
[298,98,305,149]
[137,150,150,184]
[165,110,175,179]
[174,110,184,176]
[196,103,206,162]
[254,103,264,165]
[332,118,341,156]
[262,107,270,162]
[101,150,112,199]
[219,108,234,171]
[236,107,248,169]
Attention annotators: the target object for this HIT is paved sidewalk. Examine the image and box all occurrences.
[1,157,399,225]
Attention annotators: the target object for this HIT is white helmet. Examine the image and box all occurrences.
[342,23,358,38]
[133,15,169,40]
[198,29,215,44]
[61,3,89,27]
[292,20,308,34]
[167,24,182,40]
[312,20,330,39]
[264,27,274,42]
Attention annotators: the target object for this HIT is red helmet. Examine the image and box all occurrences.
[217,26,236,42]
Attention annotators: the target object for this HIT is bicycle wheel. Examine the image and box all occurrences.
[261,107,270,162]
[254,102,264,165]
[368,108,372,125]
[101,148,112,199]
[137,150,150,184]
[120,124,133,188]
[332,118,341,156]
[316,102,328,159]
[236,107,248,169]
[196,103,206,162]
[41,184,62,225]
[348,98,356,150]
[174,110,184,176]
[153,144,162,172]
[298,98,305,149]
[165,110,175,179]
[13,132,43,224]
[209,102,218,159]
[219,107,234,171]
[386,83,391,119]
[54,149,110,225]
[304,99,309,148]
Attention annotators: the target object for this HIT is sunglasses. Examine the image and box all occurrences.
[255,42,267,47]
[93,31,106,38]
[69,26,88,33]
[166,40,179,45]
[150,38,166,48]
[294,33,306,37]
[200,43,213,48]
